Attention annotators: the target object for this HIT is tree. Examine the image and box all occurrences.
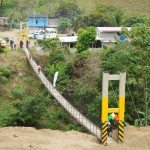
[55,0,81,20]
[37,38,61,52]
[94,4,124,26]
[58,18,72,33]
[129,24,150,125]
[44,49,72,92]
[34,0,57,16]
[17,0,38,17]
[123,16,145,26]
[76,26,96,53]
[73,4,124,30]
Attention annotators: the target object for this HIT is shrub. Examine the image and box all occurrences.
[0,104,14,127]
[0,76,8,84]
[0,66,12,84]
[70,52,89,78]
[8,94,48,127]
[11,86,26,98]
[0,66,12,77]
[37,38,61,52]
[45,110,69,130]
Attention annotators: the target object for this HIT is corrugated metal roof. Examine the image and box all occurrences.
[59,36,78,43]
[96,27,131,32]
[29,15,48,18]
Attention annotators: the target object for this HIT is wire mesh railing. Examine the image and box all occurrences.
[23,48,114,144]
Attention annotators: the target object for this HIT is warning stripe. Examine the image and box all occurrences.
[118,136,124,143]
[102,123,108,129]
[101,122,108,145]
[119,121,124,126]
[118,131,124,138]
[119,122,124,128]
[102,127,108,134]
[119,126,124,132]
[102,135,107,144]
[102,131,107,138]
[118,121,124,143]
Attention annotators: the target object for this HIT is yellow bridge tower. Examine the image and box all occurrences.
[101,73,126,145]
[19,22,29,48]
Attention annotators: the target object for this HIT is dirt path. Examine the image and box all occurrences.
[0,29,20,43]
[0,126,149,150]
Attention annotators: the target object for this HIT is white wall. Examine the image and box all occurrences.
[101,32,118,42]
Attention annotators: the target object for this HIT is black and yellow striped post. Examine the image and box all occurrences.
[118,121,125,143]
[101,122,108,145]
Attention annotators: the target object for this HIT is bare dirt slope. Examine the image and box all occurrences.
[0,126,149,150]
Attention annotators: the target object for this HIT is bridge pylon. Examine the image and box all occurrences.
[19,22,29,48]
[101,73,126,145]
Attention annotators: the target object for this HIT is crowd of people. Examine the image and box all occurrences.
[4,37,30,50]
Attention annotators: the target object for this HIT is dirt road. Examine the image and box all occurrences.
[0,126,149,150]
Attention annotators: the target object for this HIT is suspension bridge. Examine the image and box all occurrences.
[23,48,115,145]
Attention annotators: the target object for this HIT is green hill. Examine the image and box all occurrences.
[76,0,150,16]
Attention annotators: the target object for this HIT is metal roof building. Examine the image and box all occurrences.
[96,27,131,43]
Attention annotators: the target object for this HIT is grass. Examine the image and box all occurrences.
[76,0,150,16]
[0,49,43,107]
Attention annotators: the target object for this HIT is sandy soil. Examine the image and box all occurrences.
[0,126,149,150]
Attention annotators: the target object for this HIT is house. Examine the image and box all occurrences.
[59,36,78,48]
[48,17,59,28]
[96,27,131,46]
[28,15,48,28]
